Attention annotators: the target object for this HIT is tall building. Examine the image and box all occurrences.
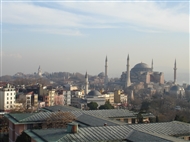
[125,54,131,88]
[0,84,16,111]
[104,56,108,89]
[85,72,89,95]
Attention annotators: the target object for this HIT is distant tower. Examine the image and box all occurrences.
[125,54,131,88]
[151,59,153,71]
[104,56,108,89]
[131,90,134,101]
[38,66,42,77]
[85,72,89,95]
[174,59,177,84]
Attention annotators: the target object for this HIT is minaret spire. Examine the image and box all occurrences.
[125,54,131,88]
[85,71,89,95]
[174,59,177,84]
[151,59,153,71]
[104,56,108,89]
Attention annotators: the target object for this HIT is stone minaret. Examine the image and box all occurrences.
[174,59,177,84]
[104,56,108,89]
[85,71,89,95]
[151,59,153,71]
[125,54,131,88]
[131,90,134,101]
[38,65,42,77]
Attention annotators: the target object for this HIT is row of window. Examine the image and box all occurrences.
[6,105,13,108]
[7,101,15,104]
[7,97,14,100]
[6,92,16,95]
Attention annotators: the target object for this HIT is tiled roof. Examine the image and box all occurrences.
[25,121,190,142]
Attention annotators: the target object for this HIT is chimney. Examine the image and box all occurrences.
[67,122,78,133]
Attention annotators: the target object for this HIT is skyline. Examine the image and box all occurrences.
[0,0,189,84]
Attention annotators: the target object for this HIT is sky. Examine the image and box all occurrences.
[0,0,189,84]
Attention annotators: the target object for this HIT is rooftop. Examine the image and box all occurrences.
[25,121,190,142]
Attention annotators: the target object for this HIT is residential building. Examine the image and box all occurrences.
[0,84,16,111]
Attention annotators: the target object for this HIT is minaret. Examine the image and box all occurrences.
[131,90,134,101]
[174,59,177,84]
[85,71,89,95]
[38,65,42,77]
[125,54,131,88]
[104,56,108,89]
[151,59,153,71]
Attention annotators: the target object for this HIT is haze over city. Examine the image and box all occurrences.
[1,0,189,84]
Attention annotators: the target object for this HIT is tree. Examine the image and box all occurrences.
[140,101,150,112]
[137,112,143,123]
[99,100,114,110]
[87,102,98,110]
[45,111,76,128]
[16,131,31,142]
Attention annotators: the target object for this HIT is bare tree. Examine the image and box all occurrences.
[45,111,76,128]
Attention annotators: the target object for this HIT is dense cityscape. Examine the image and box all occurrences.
[1,1,189,142]
[0,55,190,141]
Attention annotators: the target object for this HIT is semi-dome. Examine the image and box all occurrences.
[87,90,102,96]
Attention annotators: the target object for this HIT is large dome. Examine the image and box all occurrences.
[133,63,150,69]
[87,90,102,96]
[131,62,152,72]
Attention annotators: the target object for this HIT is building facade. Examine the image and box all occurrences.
[0,84,16,111]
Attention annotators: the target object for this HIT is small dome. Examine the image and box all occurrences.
[186,85,190,90]
[170,85,184,91]
[87,90,102,96]
[98,72,105,78]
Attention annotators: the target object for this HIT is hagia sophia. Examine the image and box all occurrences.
[120,55,164,87]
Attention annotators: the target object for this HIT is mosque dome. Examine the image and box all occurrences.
[87,90,102,96]
[98,72,105,78]
[131,62,152,72]
[170,85,184,91]
[186,85,190,91]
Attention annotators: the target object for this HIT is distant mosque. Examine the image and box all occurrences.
[120,55,164,88]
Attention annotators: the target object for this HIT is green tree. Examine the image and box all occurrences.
[99,100,114,110]
[16,131,31,142]
[87,102,98,110]
[137,112,143,123]
[140,101,150,112]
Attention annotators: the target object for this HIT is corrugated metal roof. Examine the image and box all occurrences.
[25,121,190,142]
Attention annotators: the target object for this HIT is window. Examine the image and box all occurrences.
[7,93,9,96]
[7,102,9,104]
[11,97,12,100]
[10,101,12,104]
[7,97,9,100]
[7,106,9,108]
[11,93,12,95]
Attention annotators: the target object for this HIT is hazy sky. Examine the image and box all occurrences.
[1,0,189,84]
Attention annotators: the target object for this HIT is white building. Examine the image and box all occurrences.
[63,91,71,105]
[0,84,16,111]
